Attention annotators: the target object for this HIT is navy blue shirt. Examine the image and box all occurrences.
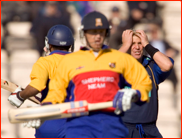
[121,56,174,123]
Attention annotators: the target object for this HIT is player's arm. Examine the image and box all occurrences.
[151,49,173,71]
[118,29,133,53]
[8,58,49,107]
[19,85,39,99]
[136,30,173,72]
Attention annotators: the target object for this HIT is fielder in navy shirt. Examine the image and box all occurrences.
[119,29,174,138]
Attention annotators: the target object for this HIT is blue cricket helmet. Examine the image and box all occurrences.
[46,25,74,50]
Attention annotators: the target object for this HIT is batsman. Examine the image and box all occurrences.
[8,24,75,138]
[41,11,152,138]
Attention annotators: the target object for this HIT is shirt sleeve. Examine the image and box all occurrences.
[29,57,49,91]
[152,57,174,84]
[122,53,152,102]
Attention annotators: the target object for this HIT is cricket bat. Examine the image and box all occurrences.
[1,79,40,104]
[8,100,113,123]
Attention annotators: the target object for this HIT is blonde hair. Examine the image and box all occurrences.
[132,30,141,37]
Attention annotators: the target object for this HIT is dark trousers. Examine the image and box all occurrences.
[123,122,163,138]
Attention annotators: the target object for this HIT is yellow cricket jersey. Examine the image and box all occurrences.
[29,50,70,101]
[43,45,152,107]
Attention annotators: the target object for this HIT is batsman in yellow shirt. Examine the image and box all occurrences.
[43,11,152,138]
[8,25,74,138]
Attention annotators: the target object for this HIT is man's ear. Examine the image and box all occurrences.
[49,45,52,48]
[49,45,53,51]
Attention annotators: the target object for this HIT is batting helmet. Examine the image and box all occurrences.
[81,11,110,30]
[79,11,111,37]
[45,25,74,51]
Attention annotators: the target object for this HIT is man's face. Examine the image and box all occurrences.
[84,29,106,52]
[130,35,143,61]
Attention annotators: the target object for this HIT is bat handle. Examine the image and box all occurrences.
[88,94,139,113]
[28,97,40,104]
[88,101,113,111]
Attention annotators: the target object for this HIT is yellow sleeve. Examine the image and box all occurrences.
[42,58,69,104]
[122,53,152,102]
[29,57,49,91]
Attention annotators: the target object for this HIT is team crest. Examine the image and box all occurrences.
[95,18,103,27]
[109,62,116,68]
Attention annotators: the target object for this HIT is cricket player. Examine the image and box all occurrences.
[119,29,174,138]
[8,24,74,138]
[42,11,152,138]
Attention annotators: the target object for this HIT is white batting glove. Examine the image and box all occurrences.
[22,104,43,128]
[8,86,24,108]
[113,89,139,115]
[22,119,42,129]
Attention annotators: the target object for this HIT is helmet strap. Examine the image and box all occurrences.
[71,44,74,52]
[85,36,93,51]
[43,46,50,56]
[45,37,50,50]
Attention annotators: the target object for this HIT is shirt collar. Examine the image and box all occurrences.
[80,44,109,51]
[49,50,70,55]
[142,55,152,66]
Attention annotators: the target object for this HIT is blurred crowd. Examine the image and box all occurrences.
[2,1,75,56]
[1,1,180,106]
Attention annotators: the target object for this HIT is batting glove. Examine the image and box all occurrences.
[113,89,140,115]
[22,104,44,128]
[22,119,42,129]
[8,86,24,108]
